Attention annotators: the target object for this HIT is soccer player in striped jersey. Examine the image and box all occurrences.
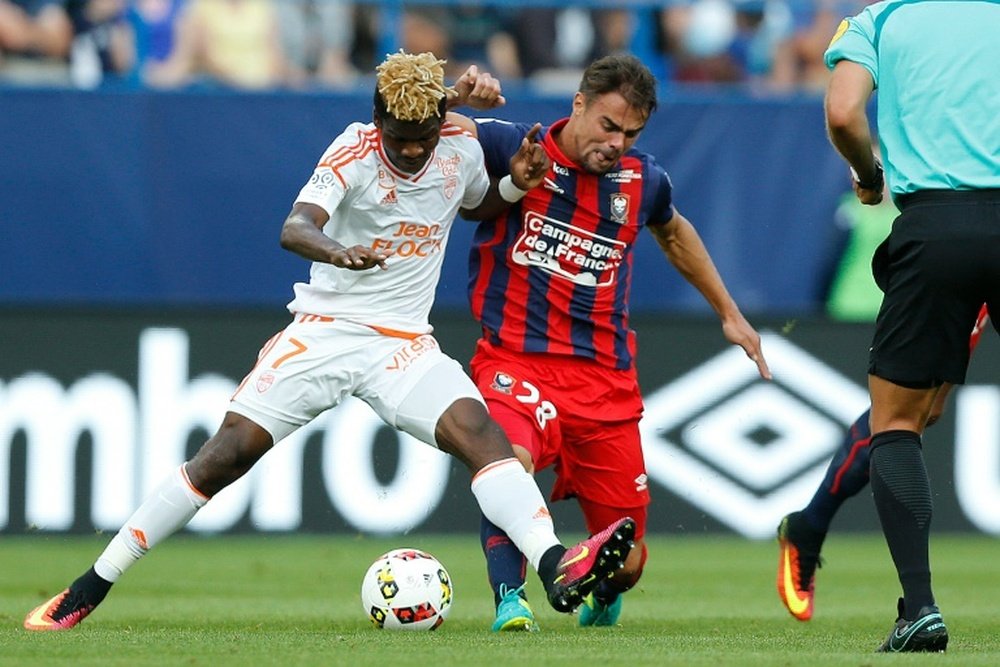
[447,54,771,632]
[24,51,636,632]
[777,304,991,622]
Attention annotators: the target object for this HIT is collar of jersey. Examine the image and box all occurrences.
[541,118,576,171]
[542,117,625,174]
[375,129,436,182]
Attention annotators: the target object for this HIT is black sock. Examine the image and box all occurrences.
[869,430,934,619]
[72,566,113,606]
[537,545,566,593]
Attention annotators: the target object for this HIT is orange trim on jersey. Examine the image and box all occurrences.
[471,457,519,484]
[441,122,474,139]
[180,464,210,501]
[297,313,335,323]
[364,323,425,340]
[326,142,375,173]
[326,144,377,188]
[318,128,378,188]
[294,312,419,339]
[322,127,376,161]
[376,128,435,182]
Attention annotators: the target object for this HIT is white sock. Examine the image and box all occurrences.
[94,465,208,582]
[470,458,560,571]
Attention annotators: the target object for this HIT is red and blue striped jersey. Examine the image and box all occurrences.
[469,118,675,370]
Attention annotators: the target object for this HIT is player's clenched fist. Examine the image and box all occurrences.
[450,64,505,111]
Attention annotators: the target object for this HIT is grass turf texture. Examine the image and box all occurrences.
[2,534,998,666]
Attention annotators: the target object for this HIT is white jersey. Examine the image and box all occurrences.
[289,121,490,333]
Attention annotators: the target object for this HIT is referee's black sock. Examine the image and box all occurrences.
[869,430,935,619]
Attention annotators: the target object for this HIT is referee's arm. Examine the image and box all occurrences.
[825,60,882,205]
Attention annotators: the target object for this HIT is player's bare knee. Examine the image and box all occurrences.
[435,398,511,466]
[187,414,273,495]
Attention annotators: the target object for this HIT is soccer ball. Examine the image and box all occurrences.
[360,548,453,630]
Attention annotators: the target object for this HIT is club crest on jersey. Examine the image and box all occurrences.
[610,192,630,223]
[490,372,516,395]
[256,371,276,393]
[436,155,461,199]
[377,167,395,189]
[378,167,398,206]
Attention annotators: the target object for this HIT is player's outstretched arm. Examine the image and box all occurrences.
[280,202,390,270]
[650,210,771,380]
[461,123,549,221]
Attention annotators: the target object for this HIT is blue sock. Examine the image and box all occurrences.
[480,514,527,607]
[802,408,873,533]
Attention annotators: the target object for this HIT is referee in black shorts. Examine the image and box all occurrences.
[821,0,999,653]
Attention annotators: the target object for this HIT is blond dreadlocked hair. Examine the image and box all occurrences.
[375,51,455,123]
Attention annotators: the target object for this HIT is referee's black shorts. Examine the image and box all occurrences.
[869,189,1000,388]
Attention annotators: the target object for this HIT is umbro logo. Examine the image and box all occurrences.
[639,333,868,538]
[634,473,648,492]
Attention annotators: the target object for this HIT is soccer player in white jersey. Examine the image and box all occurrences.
[24,51,635,632]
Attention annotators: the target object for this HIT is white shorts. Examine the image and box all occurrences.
[229,317,484,447]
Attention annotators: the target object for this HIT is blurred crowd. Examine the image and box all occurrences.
[0,0,866,92]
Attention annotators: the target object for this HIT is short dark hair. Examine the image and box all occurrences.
[578,54,658,116]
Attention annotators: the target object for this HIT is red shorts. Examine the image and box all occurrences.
[470,340,650,536]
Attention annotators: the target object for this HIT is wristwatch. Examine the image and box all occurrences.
[854,157,884,191]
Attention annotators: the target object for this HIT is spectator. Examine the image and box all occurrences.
[660,0,793,88]
[66,0,131,88]
[400,5,450,69]
[0,0,73,84]
[770,0,844,91]
[125,0,184,87]
[727,0,793,88]
[672,0,742,84]
[401,4,518,81]
[145,0,286,90]
[508,9,559,78]
[275,0,357,89]
[589,6,633,60]
[453,5,520,80]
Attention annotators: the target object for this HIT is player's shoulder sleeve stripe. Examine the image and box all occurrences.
[324,127,377,163]
[441,123,475,139]
[317,127,377,188]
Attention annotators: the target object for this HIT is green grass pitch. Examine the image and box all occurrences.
[2,533,998,665]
